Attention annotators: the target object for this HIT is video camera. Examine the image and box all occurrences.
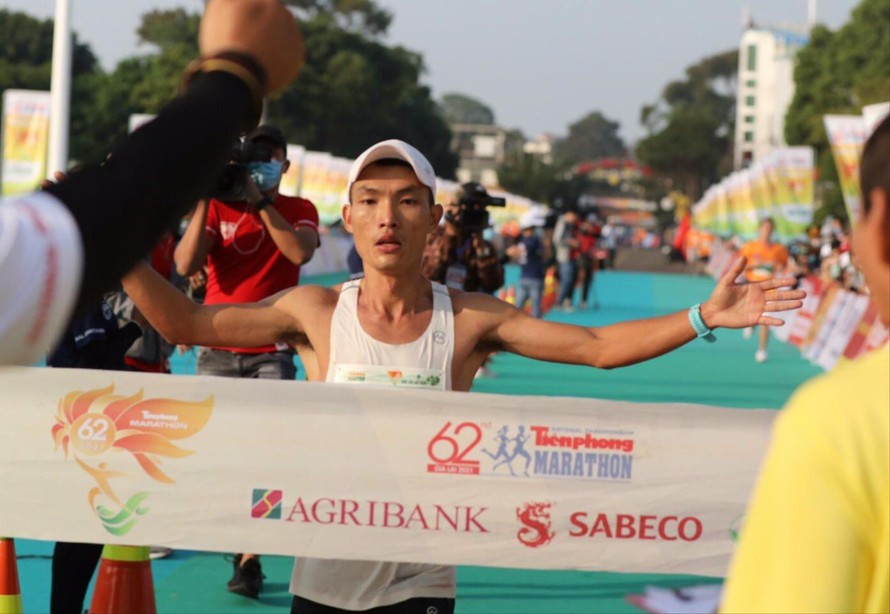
[210,138,274,202]
[446,182,506,232]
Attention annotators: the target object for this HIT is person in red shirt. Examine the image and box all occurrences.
[173,124,318,598]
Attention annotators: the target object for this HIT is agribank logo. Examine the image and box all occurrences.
[249,491,490,534]
[51,384,213,535]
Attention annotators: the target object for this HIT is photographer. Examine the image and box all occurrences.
[0,0,304,366]
[173,124,318,599]
[422,182,505,294]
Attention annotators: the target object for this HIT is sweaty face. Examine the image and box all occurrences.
[344,163,442,274]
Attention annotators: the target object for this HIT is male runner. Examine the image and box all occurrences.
[123,139,804,613]
[740,218,789,362]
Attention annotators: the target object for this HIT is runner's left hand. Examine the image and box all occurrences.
[701,257,806,329]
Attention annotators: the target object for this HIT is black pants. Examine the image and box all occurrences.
[291,595,455,614]
[50,542,103,614]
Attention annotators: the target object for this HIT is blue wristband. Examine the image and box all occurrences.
[688,303,717,343]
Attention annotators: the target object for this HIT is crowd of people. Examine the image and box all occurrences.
[0,1,885,613]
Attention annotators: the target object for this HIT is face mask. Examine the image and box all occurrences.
[248,161,283,191]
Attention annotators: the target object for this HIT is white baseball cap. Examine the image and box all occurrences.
[347,139,437,200]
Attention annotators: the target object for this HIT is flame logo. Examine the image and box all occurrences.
[51,384,213,535]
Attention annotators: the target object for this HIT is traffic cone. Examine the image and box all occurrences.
[89,545,156,614]
[0,538,22,614]
[505,285,516,306]
[542,269,557,314]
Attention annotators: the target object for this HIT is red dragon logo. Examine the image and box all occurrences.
[516,501,555,548]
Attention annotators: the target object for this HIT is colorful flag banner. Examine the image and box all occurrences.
[1,90,51,196]
[824,115,867,227]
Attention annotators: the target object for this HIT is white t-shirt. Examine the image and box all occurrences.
[0,191,83,365]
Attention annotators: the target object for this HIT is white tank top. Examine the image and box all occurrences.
[290,279,456,609]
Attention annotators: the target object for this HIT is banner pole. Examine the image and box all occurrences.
[47,0,72,177]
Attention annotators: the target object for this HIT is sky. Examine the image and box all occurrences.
[3,0,860,144]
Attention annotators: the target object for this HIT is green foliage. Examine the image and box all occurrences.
[497,150,557,202]
[266,15,456,176]
[785,0,889,222]
[635,49,738,200]
[554,111,625,168]
[785,0,890,144]
[441,93,495,125]
[0,9,102,164]
[284,0,392,36]
[0,2,456,176]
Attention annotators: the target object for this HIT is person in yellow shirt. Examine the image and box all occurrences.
[722,114,890,613]
[740,218,790,362]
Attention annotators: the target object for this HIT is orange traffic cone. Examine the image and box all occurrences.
[0,537,22,614]
[89,545,156,614]
[505,285,516,306]
[541,268,557,314]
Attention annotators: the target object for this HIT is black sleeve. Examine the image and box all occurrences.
[45,71,256,315]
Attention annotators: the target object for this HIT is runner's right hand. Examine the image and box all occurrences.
[200,0,304,94]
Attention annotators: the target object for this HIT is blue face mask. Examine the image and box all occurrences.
[248,161,284,191]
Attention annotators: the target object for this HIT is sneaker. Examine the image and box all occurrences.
[149,546,173,560]
[755,350,768,363]
[742,327,753,340]
[227,554,263,599]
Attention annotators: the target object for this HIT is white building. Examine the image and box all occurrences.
[733,25,809,169]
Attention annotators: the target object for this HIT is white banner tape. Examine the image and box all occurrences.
[0,367,774,576]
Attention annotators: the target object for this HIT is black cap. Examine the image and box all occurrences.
[247,125,287,150]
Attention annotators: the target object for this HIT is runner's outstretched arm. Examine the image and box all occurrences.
[480,257,806,369]
[122,262,302,349]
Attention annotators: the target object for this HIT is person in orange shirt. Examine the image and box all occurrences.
[740,218,789,362]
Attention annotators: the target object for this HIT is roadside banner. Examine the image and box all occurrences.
[824,114,867,226]
[1,90,51,196]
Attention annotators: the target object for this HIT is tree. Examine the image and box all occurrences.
[553,111,625,168]
[440,93,495,126]
[0,9,102,164]
[635,49,738,200]
[285,0,392,36]
[265,15,456,176]
[784,0,890,222]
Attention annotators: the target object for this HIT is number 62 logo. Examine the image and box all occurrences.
[427,421,481,467]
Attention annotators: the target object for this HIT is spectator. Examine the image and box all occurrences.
[553,210,580,309]
[577,218,601,310]
[600,221,618,269]
[508,220,546,318]
[111,233,180,375]
[173,124,320,599]
[722,113,890,614]
[47,300,142,613]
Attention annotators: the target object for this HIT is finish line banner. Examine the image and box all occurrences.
[0,367,776,577]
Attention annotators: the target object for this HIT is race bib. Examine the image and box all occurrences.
[331,364,447,391]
